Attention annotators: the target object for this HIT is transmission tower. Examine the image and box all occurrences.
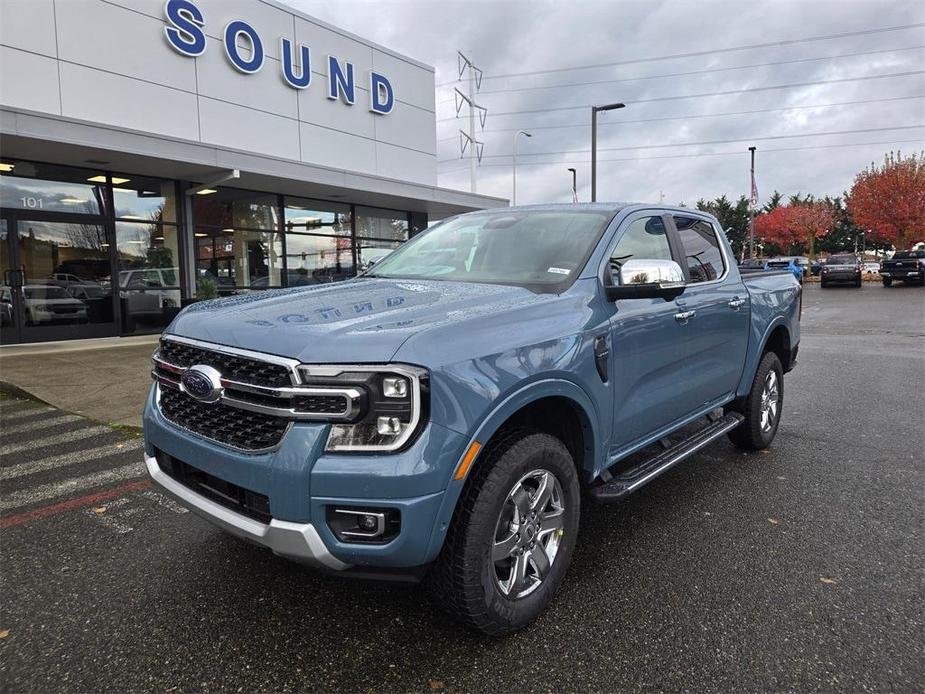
[455,51,487,192]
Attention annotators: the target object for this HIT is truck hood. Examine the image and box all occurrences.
[166,277,553,364]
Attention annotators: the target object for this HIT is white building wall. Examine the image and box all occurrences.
[0,0,437,186]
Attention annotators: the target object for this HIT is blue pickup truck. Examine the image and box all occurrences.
[145,204,801,635]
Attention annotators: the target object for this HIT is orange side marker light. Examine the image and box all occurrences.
[454,441,482,481]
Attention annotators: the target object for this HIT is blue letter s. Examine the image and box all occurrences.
[164,0,206,57]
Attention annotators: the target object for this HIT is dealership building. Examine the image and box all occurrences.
[0,0,504,344]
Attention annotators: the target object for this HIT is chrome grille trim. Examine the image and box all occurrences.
[152,356,362,422]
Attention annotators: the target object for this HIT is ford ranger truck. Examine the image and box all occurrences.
[145,204,801,635]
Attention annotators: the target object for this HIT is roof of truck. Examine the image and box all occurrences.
[474,203,713,216]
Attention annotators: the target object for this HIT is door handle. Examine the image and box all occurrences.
[728,297,746,309]
[674,310,696,322]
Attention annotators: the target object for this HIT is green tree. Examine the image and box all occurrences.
[763,190,783,214]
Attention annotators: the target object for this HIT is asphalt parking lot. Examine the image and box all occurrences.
[1,282,922,693]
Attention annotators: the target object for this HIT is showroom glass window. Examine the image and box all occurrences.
[192,188,283,293]
[283,197,354,284]
[0,160,107,216]
[113,174,181,333]
[355,206,410,272]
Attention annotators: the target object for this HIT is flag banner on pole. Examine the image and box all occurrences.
[572,189,579,203]
[750,173,759,208]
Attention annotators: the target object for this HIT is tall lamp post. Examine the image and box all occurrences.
[591,102,625,202]
[512,130,532,206]
[567,168,577,202]
[748,146,757,258]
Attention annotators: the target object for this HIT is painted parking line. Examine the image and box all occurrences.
[0,425,114,456]
[2,413,83,436]
[0,439,144,480]
[0,479,152,530]
[0,406,56,423]
[0,461,146,511]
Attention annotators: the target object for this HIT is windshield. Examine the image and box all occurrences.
[828,255,856,265]
[25,286,71,300]
[366,210,612,289]
[767,261,790,268]
[893,251,924,260]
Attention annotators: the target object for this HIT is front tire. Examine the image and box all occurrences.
[427,430,580,636]
[882,277,892,287]
[728,351,783,450]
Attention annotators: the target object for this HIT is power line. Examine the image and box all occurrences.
[437,70,925,122]
[436,45,925,102]
[435,22,925,86]
[437,125,925,163]
[436,95,925,142]
[438,138,925,170]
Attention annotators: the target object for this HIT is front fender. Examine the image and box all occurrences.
[421,378,600,565]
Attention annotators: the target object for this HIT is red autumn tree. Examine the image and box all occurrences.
[755,202,833,259]
[848,151,925,250]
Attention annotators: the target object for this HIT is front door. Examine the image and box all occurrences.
[0,216,118,344]
[605,212,705,455]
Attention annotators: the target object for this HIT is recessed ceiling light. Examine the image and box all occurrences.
[196,188,217,195]
[222,228,234,232]
[120,215,145,220]
[153,236,164,241]
[60,197,86,204]
[0,163,14,172]
[194,232,208,237]
[86,175,130,184]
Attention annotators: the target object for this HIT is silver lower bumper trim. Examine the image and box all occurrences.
[144,453,350,571]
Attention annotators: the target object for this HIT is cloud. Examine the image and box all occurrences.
[286,0,924,208]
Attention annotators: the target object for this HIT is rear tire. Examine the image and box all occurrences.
[882,277,892,287]
[427,430,580,636]
[855,277,862,287]
[820,280,828,288]
[728,351,783,451]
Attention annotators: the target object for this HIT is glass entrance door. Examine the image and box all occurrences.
[0,217,117,343]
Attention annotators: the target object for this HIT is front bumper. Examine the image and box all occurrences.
[145,453,349,570]
[143,385,468,569]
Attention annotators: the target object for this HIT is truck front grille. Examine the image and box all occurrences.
[157,339,293,387]
[158,387,290,452]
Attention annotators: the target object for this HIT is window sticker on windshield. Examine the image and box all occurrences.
[547,267,571,275]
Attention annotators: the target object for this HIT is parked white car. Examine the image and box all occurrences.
[0,284,88,325]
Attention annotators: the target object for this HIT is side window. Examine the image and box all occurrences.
[673,217,726,283]
[608,215,672,283]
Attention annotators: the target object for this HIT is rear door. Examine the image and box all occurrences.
[669,214,749,406]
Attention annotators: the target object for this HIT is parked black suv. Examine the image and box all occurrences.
[879,250,925,286]
[821,254,862,288]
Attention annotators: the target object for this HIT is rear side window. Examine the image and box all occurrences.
[673,216,726,283]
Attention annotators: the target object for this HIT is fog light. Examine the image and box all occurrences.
[383,376,408,398]
[377,416,403,435]
[327,507,400,543]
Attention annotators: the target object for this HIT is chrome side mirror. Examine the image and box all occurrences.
[606,259,686,301]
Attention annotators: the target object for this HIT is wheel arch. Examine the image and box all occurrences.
[422,379,599,564]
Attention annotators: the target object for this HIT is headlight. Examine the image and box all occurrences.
[297,365,428,453]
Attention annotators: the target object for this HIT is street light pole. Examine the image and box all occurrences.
[512,130,532,206]
[747,146,757,259]
[567,168,577,203]
[591,102,625,202]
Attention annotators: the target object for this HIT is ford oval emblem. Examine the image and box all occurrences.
[180,364,223,403]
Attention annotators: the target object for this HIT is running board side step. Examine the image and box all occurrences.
[589,412,744,503]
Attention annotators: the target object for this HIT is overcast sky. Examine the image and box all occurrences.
[286,0,924,207]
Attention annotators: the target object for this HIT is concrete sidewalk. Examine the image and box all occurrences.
[0,335,159,428]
